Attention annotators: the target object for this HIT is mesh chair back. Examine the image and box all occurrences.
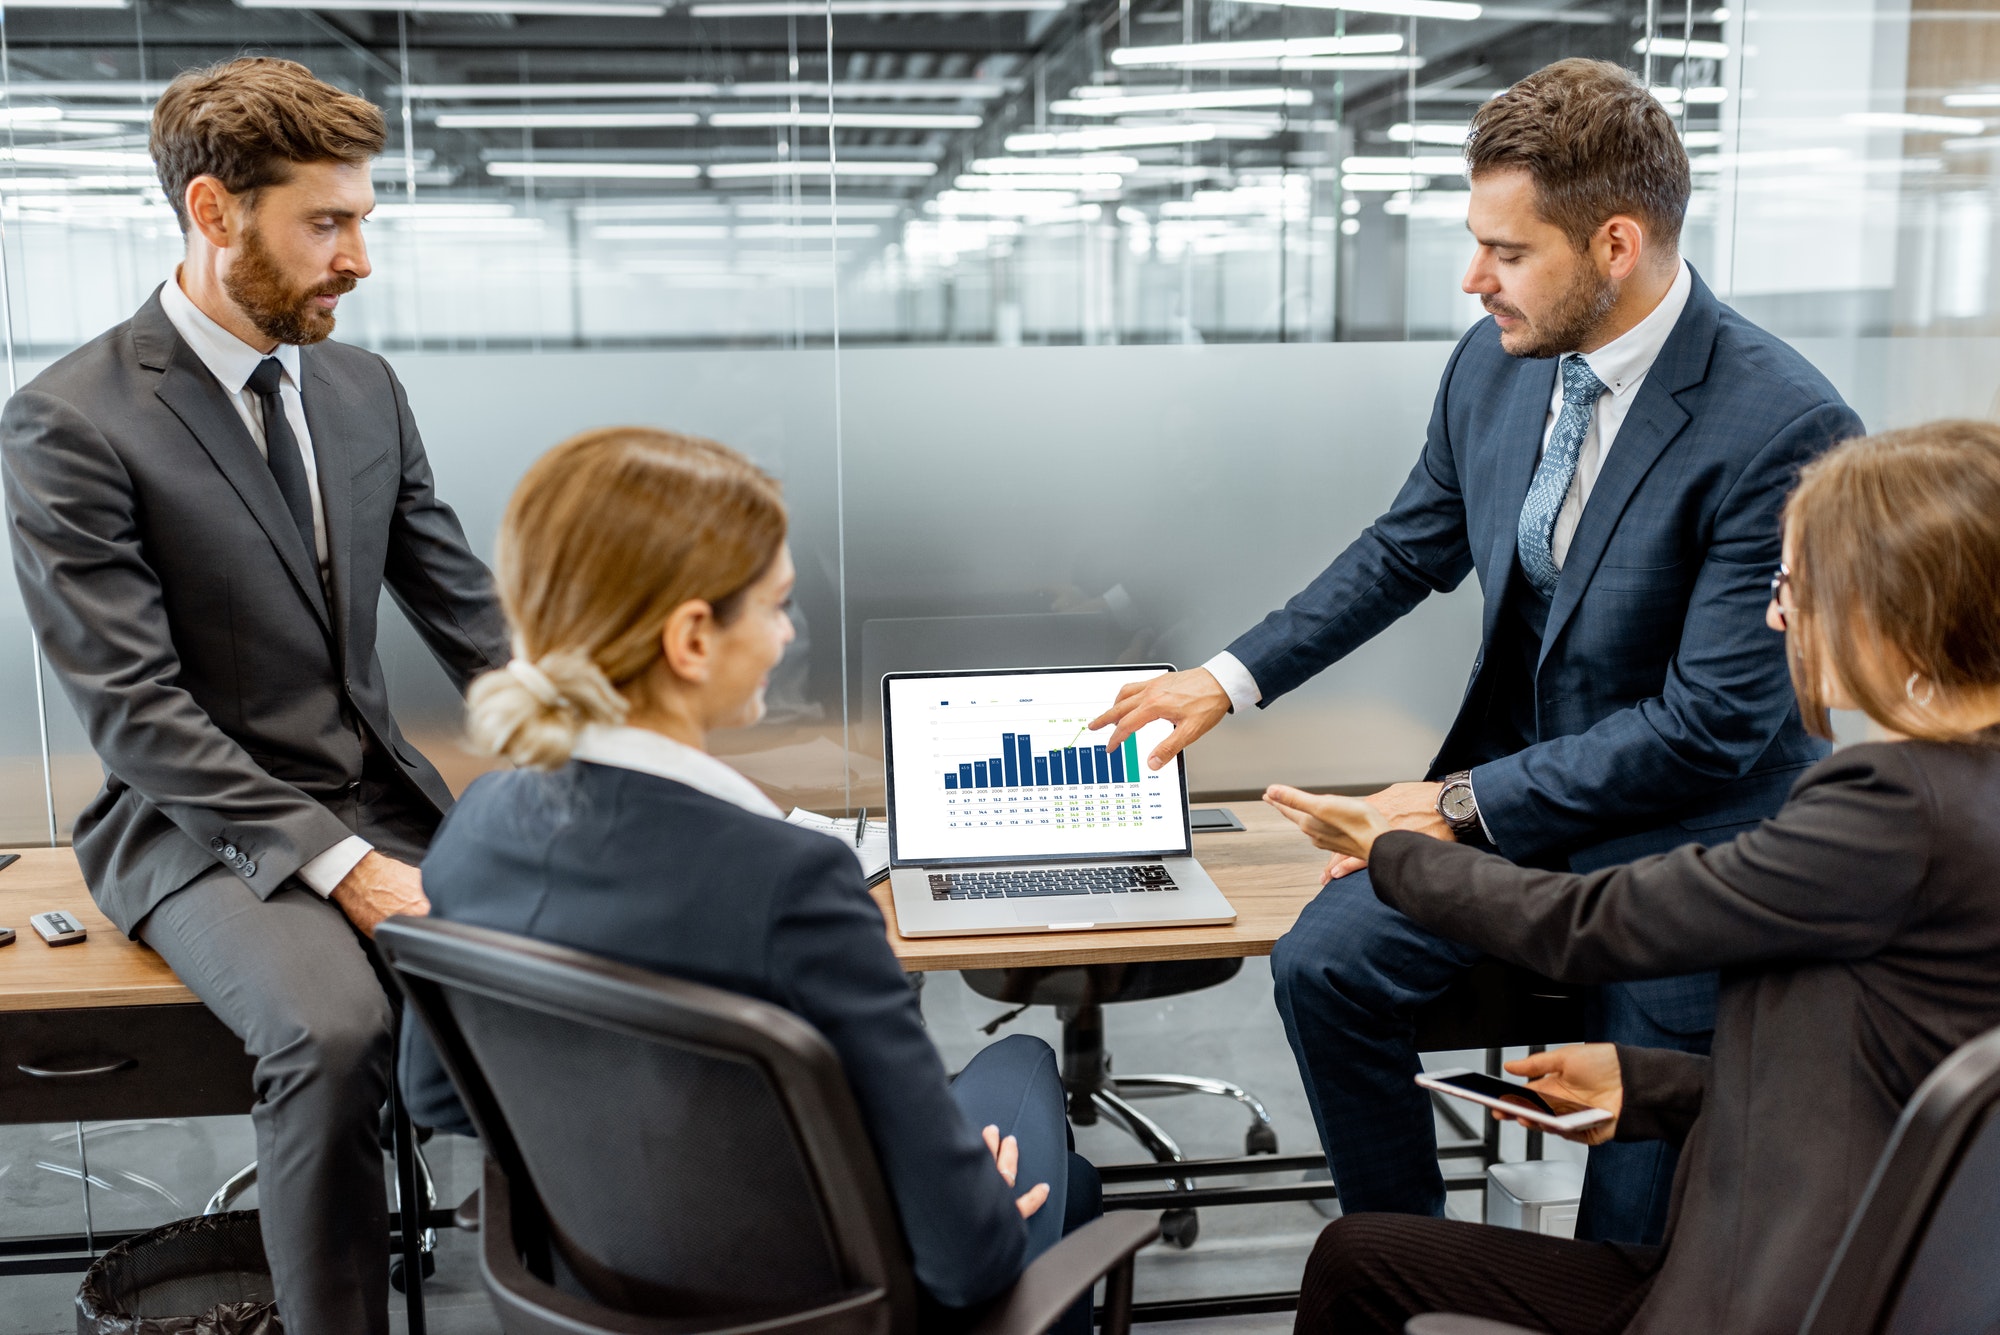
[1803,1024,2000,1335]
[377,917,917,1333]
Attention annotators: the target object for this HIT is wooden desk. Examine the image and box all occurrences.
[872,801,1326,972]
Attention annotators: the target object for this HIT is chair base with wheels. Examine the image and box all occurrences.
[964,958,1280,1250]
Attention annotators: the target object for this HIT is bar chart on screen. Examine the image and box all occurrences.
[886,669,1189,863]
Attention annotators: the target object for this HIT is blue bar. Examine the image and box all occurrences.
[959,763,974,789]
[1079,747,1096,784]
[1049,750,1063,784]
[974,761,988,788]
[1108,745,1125,783]
[990,757,1005,785]
[1001,733,1019,787]
[1034,756,1050,785]
[1094,745,1110,784]
[945,773,958,790]
[1016,734,1034,785]
[1063,747,1080,783]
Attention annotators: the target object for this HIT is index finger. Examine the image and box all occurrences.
[996,1134,1019,1187]
[1088,680,1148,732]
[1103,700,1169,755]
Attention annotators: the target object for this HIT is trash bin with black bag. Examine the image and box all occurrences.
[74,1211,281,1335]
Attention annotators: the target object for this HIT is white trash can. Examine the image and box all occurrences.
[1486,1160,1585,1238]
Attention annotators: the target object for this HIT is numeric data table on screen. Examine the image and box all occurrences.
[887,669,1189,864]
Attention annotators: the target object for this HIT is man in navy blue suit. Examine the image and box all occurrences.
[1094,58,1862,1244]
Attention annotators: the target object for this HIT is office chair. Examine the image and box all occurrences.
[376,917,1159,1335]
[1404,1021,2000,1335]
[963,959,1278,1248]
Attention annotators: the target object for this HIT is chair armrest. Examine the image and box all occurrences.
[1406,1315,1551,1335]
[964,1213,1161,1335]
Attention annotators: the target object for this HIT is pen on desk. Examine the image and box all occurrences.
[854,807,867,848]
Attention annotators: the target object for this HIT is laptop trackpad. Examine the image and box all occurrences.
[1015,903,1104,926]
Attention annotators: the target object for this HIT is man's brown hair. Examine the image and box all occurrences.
[151,57,386,233]
[1784,419,2000,745]
[1466,58,1690,254]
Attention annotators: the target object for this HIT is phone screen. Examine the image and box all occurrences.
[1430,1071,1556,1115]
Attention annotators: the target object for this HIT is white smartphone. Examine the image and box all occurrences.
[1415,1067,1614,1133]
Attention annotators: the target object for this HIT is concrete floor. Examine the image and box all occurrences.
[1,955,1577,1334]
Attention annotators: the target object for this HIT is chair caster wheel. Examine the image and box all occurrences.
[390,1249,436,1293]
[1245,1124,1279,1155]
[1159,1207,1199,1249]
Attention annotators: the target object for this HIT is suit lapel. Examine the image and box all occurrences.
[1539,270,1720,658]
[301,354,354,667]
[143,302,333,630]
[1480,355,1558,648]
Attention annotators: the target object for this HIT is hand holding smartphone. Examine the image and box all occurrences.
[1415,1068,1616,1133]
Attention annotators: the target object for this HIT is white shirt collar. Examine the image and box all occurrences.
[1573,259,1692,399]
[158,274,302,395]
[569,724,783,819]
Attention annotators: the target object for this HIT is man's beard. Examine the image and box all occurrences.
[1486,258,1618,359]
[223,221,355,346]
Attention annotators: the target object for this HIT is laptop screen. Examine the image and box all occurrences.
[884,666,1193,868]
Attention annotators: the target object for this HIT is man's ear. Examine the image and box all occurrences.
[1595,213,1647,282]
[184,175,240,251]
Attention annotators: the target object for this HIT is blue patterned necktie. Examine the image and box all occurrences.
[1516,354,1608,595]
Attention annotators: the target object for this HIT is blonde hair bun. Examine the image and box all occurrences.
[467,648,627,770]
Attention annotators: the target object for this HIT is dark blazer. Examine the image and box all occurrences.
[402,759,1032,1312]
[1227,268,1861,1031]
[2,288,509,932]
[1368,740,2000,1334]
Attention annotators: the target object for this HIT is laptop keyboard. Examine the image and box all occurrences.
[929,864,1177,901]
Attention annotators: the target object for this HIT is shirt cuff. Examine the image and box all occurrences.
[1201,651,1262,714]
[296,835,373,897]
[1465,774,1496,844]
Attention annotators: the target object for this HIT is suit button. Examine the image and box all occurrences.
[209,837,224,852]
[242,861,257,877]
[223,844,238,860]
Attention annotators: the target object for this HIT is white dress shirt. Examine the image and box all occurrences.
[159,275,369,896]
[571,725,784,819]
[1204,260,1694,715]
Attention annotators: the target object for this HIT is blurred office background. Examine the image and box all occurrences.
[0,0,1997,1326]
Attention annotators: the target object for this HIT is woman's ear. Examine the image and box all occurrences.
[659,599,716,684]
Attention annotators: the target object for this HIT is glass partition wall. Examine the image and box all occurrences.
[1,0,1998,1322]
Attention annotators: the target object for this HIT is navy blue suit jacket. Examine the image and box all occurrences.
[1227,270,1862,1033]
[400,760,1030,1311]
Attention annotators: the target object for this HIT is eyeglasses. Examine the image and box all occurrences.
[1769,563,1793,630]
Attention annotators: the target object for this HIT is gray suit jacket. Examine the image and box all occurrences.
[1369,739,2000,1333]
[3,288,509,933]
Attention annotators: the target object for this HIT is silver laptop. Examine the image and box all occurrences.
[884,665,1237,937]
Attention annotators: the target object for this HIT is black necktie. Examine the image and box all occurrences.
[245,356,318,564]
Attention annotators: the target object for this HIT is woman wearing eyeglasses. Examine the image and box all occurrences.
[1266,420,2000,1335]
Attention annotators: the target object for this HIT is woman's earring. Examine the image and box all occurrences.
[1906,672,1936,707]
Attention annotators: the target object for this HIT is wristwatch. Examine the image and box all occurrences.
[1436,771,1482,837]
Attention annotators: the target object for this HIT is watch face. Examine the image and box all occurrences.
[1441,786,1478,822]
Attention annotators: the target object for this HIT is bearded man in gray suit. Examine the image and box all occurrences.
[2,58,508,1335]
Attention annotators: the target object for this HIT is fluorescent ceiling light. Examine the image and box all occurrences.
[486,161,703,178]
[1689,147,1847,171]
[1006,124,1251,151]
[0,109,64,125]
[1682,129,1723,148]
[955,173,1121,190]
[240,0,666,13]
[403,82,721,99]
[0,147,152,168]
[932,190,1085,216]
[0,174,155,192]
[371,202,518,218]
[1943,90,2000,109]
[1343,172,1427,190]
[1843,111,1986,134]
[736,223,881,238]
[576,200,905,218]
[707,160,937,177]
[1649,85,1727,105]
[1343,154,1464,173]
[1235,0,1478,17]
[737,200,903,217]
[1382,190,1470,219]
[709,110,983,129]
[690,0,1059,12]
[1049,89,1312,116]
[1633,37,1728,59]
[1944,135,2000,152]
[727,80,1010,99]
[7,81,169,99]
[594,224,733,240]
[436,111,700,129]
[1272,56,1426,71]
[971,154,1140,172]
[49,108,157,123]
[1112,34,1402,66]
[1388,121,1468,144]
[398,217,549,234]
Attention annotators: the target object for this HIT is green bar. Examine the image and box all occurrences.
[1123,733,1141,782]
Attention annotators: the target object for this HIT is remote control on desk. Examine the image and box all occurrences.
[29,910,87,946]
